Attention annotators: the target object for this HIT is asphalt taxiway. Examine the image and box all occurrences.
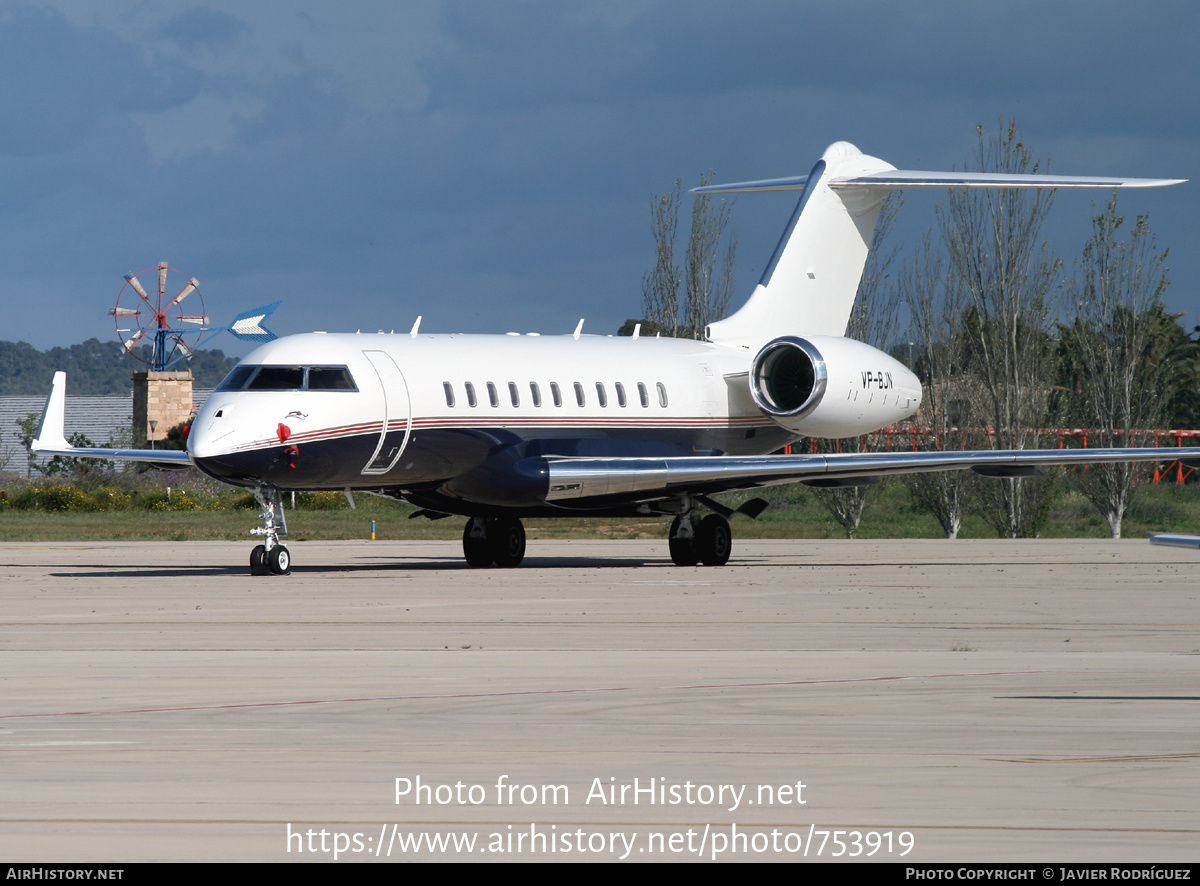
[0,539,1196,862]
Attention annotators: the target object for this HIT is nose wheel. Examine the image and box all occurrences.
[462,517,526,568]
[250,486,291,575]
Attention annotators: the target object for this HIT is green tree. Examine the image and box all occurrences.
[1059,196,1171,537]
[33,433,113,477]
[900,233,977,538]
[939,118,1062,538]
[635,171,736,339]
[15,412,40,477]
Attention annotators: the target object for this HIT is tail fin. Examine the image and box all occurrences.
[703,141,1184,352]
[706,142,894,351]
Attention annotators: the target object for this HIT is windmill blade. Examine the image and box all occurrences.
[158,261,169,297]
[109,306,141,317]
[170,334,195,359]
[167,277,200,310]
[177,314,209,325]
[120,329,146,354]
[124,273,150,302]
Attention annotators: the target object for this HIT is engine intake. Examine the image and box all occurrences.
[750,336,827,419]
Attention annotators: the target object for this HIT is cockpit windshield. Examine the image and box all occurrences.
[214,365,357,392]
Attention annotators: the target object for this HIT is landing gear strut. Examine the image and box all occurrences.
[462,516,526,568]
[669,510,731,567]
[250,485,290,575]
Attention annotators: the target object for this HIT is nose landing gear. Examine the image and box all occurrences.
[250,485,291,575]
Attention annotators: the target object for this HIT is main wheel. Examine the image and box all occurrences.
[463,519,494,567]
[268,545,291,575]
[250,544,268,575]
[697,514,732,566]
[490,517,526,568]
[668,516,699,566]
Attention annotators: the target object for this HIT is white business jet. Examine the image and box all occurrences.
[33,141,1193,574]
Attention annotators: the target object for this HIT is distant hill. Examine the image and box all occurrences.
[0,339,240,396]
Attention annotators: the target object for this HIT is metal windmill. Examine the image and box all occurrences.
[110,261,208,371]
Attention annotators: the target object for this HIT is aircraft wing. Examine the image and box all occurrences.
[31,371,193,467]
[541,447,1200,502]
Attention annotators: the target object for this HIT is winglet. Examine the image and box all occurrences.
[32,371,69,451]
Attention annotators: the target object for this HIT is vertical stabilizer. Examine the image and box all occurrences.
[706,142,894,351]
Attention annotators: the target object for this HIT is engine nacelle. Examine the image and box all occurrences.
[750,335,921,438]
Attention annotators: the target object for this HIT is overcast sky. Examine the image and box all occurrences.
[2,0,1197,356]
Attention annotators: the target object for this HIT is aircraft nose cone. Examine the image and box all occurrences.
[189,406,245,463]
[186,418,217,460]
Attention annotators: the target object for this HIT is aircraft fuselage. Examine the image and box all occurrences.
[189,330,921,516]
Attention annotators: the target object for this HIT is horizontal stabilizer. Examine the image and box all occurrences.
[829,170,1186,190]
[694,171,1184,195]
[692,175,811,194]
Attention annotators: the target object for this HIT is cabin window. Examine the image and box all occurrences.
[508,382,520,407]
[638,382,649,408]
[465,382,477,408]
[307,367,356,390]
[216,365,256,391]
[247,366,304,390]
[657,382,668,407]
[550,382,562,407]
[443,382,455,407]
[530,382,542,407]
[615,382,627,407]
[574,382,585,407]
[595,382,607,407]
[487,382,499,407]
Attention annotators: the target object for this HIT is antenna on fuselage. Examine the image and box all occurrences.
[573,318,585,340]
[410,316,422,338]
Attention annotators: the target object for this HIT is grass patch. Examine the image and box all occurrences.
[1,476,1197,541]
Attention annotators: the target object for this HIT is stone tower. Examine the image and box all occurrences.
[132,370,194,443]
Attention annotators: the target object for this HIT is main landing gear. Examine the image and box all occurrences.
[668,512,732,567]
[462,516,526,568]
[250,485,291,576]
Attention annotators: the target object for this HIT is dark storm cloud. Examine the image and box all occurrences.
[0,3,201,156]
[160,7,249,50]
[423,1,1200,143]
[0,1,1195,350]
